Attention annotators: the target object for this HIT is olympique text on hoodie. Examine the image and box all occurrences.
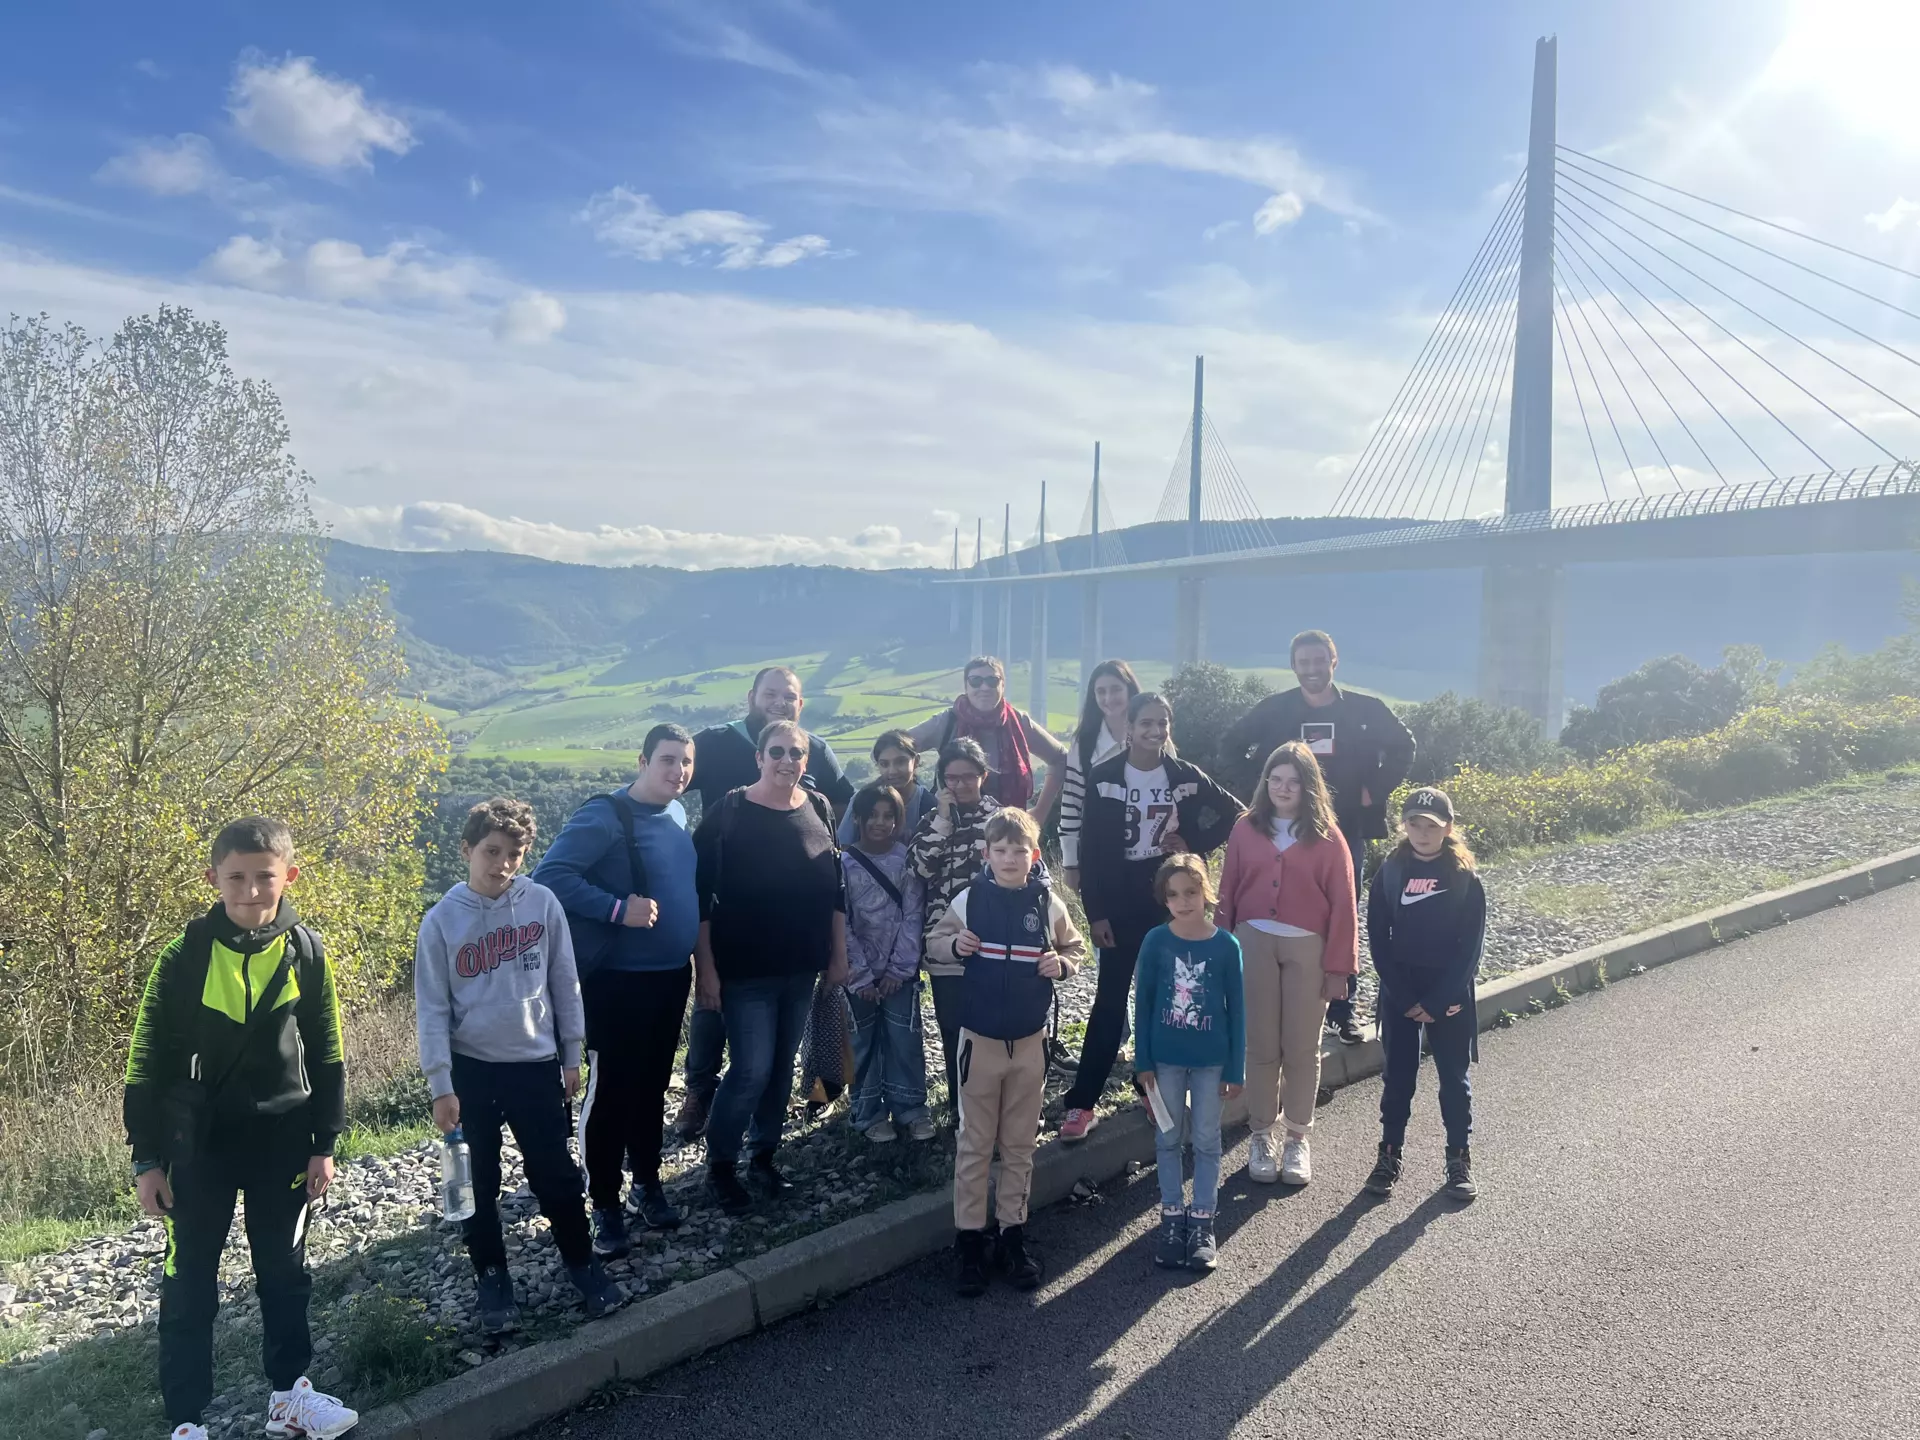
[414,876,585,1100]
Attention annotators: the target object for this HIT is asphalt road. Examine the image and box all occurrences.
[534,884,1920,1440]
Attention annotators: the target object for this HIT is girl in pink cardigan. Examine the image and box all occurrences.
[1215,741,1358,1187]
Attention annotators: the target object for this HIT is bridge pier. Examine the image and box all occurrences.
[1079,578,1102,694]
[1031,585,1050,726]
[1174,577,1206,670]
[1478,563,1564,734]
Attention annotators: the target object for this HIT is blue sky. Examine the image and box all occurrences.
[2,0,1915,566]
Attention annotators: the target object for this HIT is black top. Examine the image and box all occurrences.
[688,719,855,822]
[1079,753,1244,929]
[695,791,845,981]
[1220,686,1416,841]
[1366,851,1487,1016]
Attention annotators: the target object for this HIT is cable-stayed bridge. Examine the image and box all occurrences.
[939,36,1920,730]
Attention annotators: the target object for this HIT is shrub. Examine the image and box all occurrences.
[1162,662,1273,794]
[1560,651,1764,758]
[1396,691,1562,783]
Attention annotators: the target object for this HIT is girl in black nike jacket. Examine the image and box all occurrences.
[1363,785,1486,1203]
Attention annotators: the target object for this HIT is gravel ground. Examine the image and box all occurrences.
[6,768,1917,1435]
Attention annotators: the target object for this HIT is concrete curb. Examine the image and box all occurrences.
[360,841,1920,1440]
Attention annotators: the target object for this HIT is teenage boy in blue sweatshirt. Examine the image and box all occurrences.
[533,724,701,1255]
[415,797,623,1333]
[925,808,1085,1297]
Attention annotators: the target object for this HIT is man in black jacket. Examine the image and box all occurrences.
[672,666,855,1142]
[1220,630,1416,1044]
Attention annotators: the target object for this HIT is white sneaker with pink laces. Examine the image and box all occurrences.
[170,1424,209,1440]
[265,1377,359,1439]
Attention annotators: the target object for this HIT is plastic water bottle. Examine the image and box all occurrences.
[440,1126,475,1222]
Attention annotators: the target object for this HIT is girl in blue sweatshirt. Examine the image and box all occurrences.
[1364,786,1487,1204]
[1134,853,1244,1274]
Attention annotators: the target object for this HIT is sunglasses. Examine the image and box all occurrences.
[965,675,1000,689]
[764,745,808,761]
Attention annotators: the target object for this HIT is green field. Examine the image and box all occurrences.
[422,650,1406,768]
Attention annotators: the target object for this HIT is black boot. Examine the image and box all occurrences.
[748,1152,795,1195]
[998,1224,1042,1291]
[707,1160,752,1217]
[1444,1146,1477,1202]
[1364,1142,1402,1198]
[629,1181,683,1231]
[955,1229,989,1298]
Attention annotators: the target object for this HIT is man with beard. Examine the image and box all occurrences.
[670,666,855,1141]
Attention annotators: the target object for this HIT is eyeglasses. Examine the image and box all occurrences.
[965,675,1000,689]
[764,745,808,761]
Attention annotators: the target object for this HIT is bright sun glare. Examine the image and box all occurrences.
[1771,0,1920,147]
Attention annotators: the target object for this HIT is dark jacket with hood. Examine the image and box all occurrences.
[1079,753,1244,930]
[1220,685,1416,842]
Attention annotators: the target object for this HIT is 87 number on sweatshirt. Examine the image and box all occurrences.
[1122,779,1176,862]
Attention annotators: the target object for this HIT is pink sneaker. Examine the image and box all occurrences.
[1059,1108,1098,1142]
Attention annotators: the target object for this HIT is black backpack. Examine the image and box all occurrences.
[563,792,652,980]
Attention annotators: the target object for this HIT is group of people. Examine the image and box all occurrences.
[122,629,1488,1440]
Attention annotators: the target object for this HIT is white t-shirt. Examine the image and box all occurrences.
[1249,819,1314,938]
[1121,763,1177,863]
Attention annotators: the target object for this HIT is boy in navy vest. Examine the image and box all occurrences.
[925,808,1084,1296]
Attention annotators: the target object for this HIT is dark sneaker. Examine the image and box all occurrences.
[670,1090,711,1144]
[475,1264,519,1334]
[1185,1215,1218,1273]
[590,1207,630,1259]
[998,1224,1042,1291]
[707,1161,752,1217]
[1335,1015,1365,1046]
[1152,1212,1187,1270]
[1364,1142,1403,1198]
[748,1154,795,1196]
[566,1258,626,1319]
[1445,1147,1477,1202]
[955,1229,989,1298]
[629,1182,682,1231]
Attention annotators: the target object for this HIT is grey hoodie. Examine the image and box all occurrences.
[414,877,585,1100]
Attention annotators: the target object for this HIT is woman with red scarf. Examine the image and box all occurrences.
[905,656,1068,818]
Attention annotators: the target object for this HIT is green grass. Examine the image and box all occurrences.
[1517,881,1615,919]
[332,1121,437,1164]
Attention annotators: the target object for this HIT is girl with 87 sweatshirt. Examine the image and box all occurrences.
[1362,786,1487,1203]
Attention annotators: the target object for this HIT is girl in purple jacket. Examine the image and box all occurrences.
[843,783,934,1142]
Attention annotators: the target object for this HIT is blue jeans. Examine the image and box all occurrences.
[848,983,930,1130]
[1152,1064,1225,1214]
[1379,1000,1474,1150]
[705,972,816,1164]
[685,1003,726,1104]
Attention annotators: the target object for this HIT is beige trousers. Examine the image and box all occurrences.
[952,1028,1047,1230]
[1236,924,1328,1136]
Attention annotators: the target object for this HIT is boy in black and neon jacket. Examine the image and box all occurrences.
[123,817,357,1440]
[924,808,1084,1296]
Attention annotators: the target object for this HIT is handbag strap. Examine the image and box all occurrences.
[846,846,904,910]
[600,791,650,901]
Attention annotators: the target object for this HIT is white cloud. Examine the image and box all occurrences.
[1253,192,1305,234]
[468,174,484,199]
[206,235,489,305]
[582,188,834,269]
[228,53,415,171]
[133,59,167,80]
[318,499,948,569]
[97,133,229,197]
[492,291,566,344]
[1865,198,1920,234]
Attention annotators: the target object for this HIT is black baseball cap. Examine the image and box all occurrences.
[1401,786,1455,824]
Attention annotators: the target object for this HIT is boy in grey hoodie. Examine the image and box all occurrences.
[415,798,623,1333]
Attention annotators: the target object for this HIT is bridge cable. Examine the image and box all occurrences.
[1557,157,1920,332]
[1554,217,1767,480]
[1553,225,1720,487]
[1392,253,1524,519]
[1557,146,1920,288]
[1552,294,1621,500]
[1342,190,1525,517]
[1341,189,1527,516]
[1332,175,1526,515]
[1559,194,1892,465]
[1424,277,1521,518]
[1553,206,1826,471]
[1440,325,1518,519]
[1550,262,1665,489]
[1558,178,1920,426]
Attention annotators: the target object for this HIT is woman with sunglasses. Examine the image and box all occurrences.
[905,656,1069,819]
[694,720,848,1216]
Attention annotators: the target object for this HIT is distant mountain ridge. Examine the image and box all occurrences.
[324,533,1914,709]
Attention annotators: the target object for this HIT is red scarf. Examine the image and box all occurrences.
[949,695,1034,810]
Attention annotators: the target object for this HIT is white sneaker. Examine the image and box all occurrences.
[266,1377,359,1439]
[1248,1129,1278,1183]
[1280,1133,1312,1186]
[172,1426,209,1440]
[907,1115,937,1141]
[862,1119,897,1143]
